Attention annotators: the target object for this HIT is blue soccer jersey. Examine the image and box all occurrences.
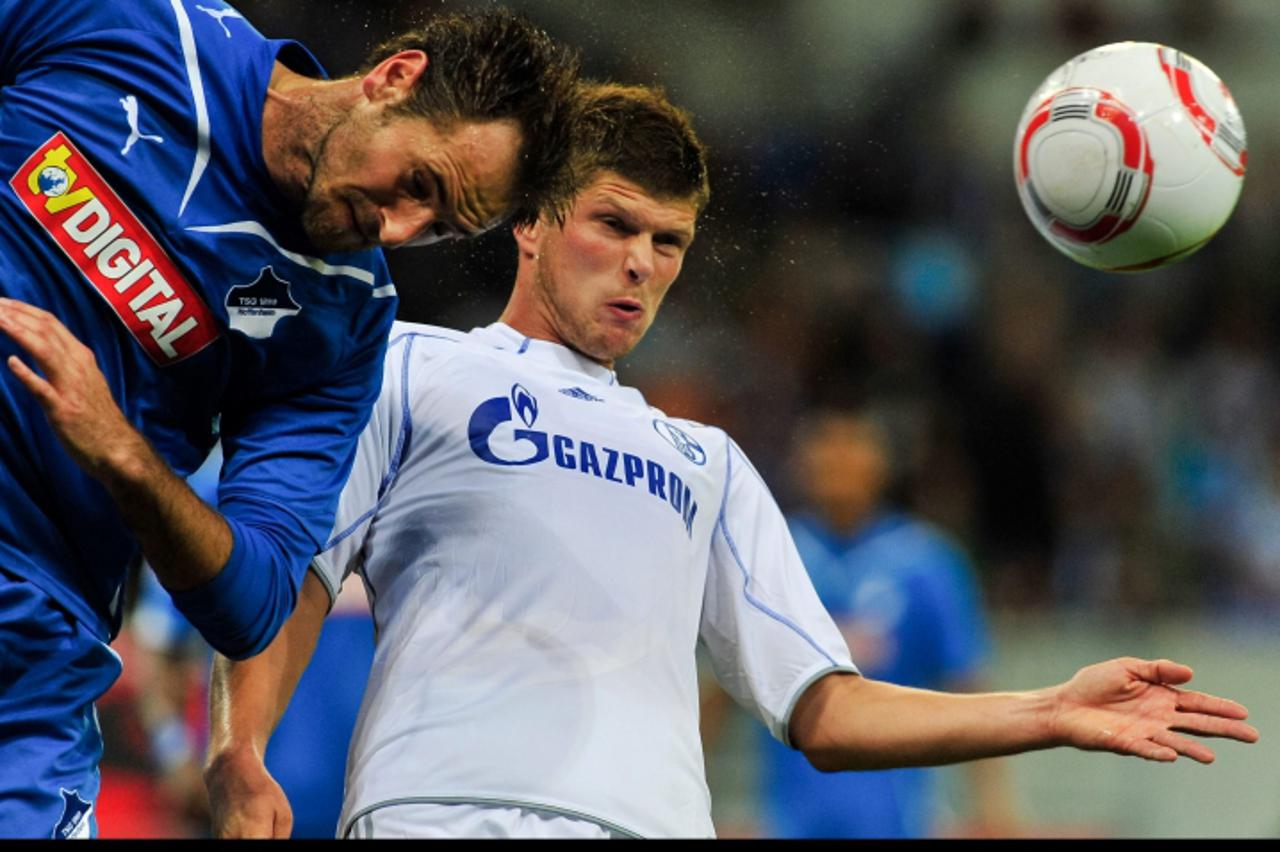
[0,0,397,654]
[759,511,992,838]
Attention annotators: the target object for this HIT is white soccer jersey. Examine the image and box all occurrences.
[312,322,856,838]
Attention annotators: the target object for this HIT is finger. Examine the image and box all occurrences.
[1149,659,1194,685]
[235,807,276,840]
[0,296,38,311]
[1175,689,1250,720]
[1117,734,1177,763]
[0,306,71,368]
[275,806,293,839]
[0,297,82,348]
[1171,713,1260,743]
[0,296,62,325]
[6,355,58,407]
[1152,729,1215,764]
[1120,657,1192,686]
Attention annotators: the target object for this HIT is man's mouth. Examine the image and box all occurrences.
[606,299,643,319]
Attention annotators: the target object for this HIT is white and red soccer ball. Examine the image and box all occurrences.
[1014,41,1246,272]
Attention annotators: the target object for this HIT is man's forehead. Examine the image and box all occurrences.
[576,173,698,228]
[417,117,523,233]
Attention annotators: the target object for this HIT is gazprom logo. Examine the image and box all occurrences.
[512,383,538,427]
[653,419,706,466]
[467,384,549,466]
[467,386,699,536]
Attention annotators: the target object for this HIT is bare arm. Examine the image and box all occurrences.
[0,297,230,591]
[790,657,1258,773]
[945,676,1022,836]
[204,571,331,839]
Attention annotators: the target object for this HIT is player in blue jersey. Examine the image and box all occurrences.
[0,0,579,837]
[755,406,1016,838]
[203,83,1257,839]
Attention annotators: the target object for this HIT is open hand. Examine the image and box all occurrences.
[1049,657,1258,763]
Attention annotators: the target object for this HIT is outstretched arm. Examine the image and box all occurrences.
[204,571,331,839]
[790,657,1258,772]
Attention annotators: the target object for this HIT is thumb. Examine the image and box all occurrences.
[1127,657,1193,686]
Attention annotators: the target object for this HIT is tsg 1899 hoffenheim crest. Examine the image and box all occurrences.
[53,788,92,839]
[224,266,301,339]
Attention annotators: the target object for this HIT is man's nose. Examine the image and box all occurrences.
[379,201,436,248]
[625,236,655,284]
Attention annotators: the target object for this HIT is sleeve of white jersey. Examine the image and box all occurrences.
[308,328,412,607]
[699,435,858,747]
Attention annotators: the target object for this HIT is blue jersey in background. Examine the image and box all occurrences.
[759,510,991,839]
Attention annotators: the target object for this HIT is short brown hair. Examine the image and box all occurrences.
[364,9,580,226]
[567,82,710,214]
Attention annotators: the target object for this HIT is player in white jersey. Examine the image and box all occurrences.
[204,83,1259,839]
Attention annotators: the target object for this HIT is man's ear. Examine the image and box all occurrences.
[512,218,545,260]
[362,50,428,105]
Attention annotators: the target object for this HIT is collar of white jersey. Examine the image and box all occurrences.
[473,323,619,386]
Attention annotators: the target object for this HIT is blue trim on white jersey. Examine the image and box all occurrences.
[378,334,417,502]
[517,337,532,354]
[716,437,839,668]
[323,332,461,551]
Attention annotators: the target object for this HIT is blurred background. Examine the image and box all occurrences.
[105,0,1280,839]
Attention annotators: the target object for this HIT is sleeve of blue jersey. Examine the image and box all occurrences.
[171,282,397,658]
[167,513,302,659]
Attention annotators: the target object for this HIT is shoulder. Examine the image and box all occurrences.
[647,407,730,465]
[388,320,466,347]
[379,321,470,389]
[865,513,974,579]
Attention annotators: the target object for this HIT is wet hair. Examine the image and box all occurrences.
[567,82,710,214]
[363,9,581,226]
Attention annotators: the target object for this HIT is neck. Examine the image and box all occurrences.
[499,265,591,354]
[496,304,615,371]
[260,62,362,202]
[816,502,875,536]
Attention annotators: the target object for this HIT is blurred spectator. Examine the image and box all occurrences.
[95,580,207,838]
[744,404,1018,838]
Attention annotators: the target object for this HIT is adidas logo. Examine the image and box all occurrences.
[560,386,604,402]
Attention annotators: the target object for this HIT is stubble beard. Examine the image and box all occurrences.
[535,265,616,366]
[298,116,369,254]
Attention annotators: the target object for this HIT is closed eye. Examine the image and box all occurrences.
[411,171,433,202]
[600,215,630,234]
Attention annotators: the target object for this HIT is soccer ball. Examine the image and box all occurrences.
[1013,42,1246,272]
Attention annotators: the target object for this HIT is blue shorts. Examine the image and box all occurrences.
[0,567,122,839]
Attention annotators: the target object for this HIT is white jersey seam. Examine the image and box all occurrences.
[717,438,841,669]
